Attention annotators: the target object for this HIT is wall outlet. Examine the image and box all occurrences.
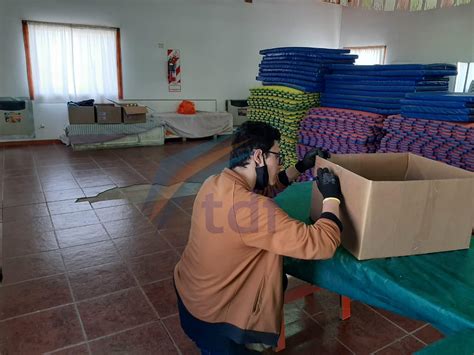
[39,124,45,128]
[158,43,164,49]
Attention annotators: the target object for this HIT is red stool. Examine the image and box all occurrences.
[275,284,352,352]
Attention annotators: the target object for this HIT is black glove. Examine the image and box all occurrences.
[314,168,342,200]
[295,148,331,173]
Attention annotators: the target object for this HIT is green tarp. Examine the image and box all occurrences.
[416,329,474,354]
[275,181,474,336]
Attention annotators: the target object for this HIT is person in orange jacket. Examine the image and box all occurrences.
[174,121,343,354]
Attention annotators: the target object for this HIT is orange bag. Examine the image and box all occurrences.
[177,100,196,114]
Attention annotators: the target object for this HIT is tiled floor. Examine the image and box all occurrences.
[0,141,443,354]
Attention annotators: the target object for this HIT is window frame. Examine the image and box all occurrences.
[21,20,123,100]
[343,45,387,65]
[455,62,474,93]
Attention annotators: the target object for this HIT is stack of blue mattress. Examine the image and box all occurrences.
[256,47,357,93]
[322,64,457,115]
[401,93,474,122]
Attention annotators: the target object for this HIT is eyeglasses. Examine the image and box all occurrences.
[267,150,284,165]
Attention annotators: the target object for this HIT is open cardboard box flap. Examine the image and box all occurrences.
[122,106,148,115]
[311,153,474,260]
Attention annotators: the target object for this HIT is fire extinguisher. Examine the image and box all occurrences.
[168,55,178,83]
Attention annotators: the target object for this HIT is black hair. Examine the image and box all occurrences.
[229,121,280,169]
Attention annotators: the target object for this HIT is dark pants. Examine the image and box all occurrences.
[177,274,289,354]
[177,295,257,354]
[198,341,255,355]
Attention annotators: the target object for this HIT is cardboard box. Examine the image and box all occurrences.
[311,153,474,260]
[95,104,122,124]
[68,105,95,124]
[122,106,147,124]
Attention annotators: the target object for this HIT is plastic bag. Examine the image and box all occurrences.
[177,100,196,115]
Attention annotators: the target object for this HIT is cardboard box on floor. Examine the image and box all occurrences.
[68,105,95,124]
[95,104,122,124]
[122,105,147,124]
[311,153,474,260]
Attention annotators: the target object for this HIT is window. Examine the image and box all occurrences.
[345,45,387,65]
[454,62,474,93]
[22,21,123,102]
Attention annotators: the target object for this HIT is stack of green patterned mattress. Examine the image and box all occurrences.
[248,85,320,167]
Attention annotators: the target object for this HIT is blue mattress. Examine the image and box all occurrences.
[405,93,474,102]
[261,81,322,93]
[259,68,323,76]
[323,93,402,104]
[325,89,411,98]
[261,59,351,67]
[257,75,322,85]
[265,58,355,64]
[414,80,451,86]
[258,72,321,82]
[260,47,351,55]
[260,63,326,71]
[400,99,474,108]
[402,105,474,115]
[262,54,358,61]
[329,69,458,77]
[319,102,398,115]
[321,98,401,109]
[401,112,474,122]
[262,58,325,66]
[325,75,450,84]
[325,83,448,93]
[325,74,451,82]
[329,63,457,71]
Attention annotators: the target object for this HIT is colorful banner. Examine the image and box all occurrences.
[349,0,361,6]
[373,0,385,10]
[384,0,397,10]
[424,0,438,9]
[322,0,470,10]
[440,0,455,6]
[410,0,424,10]
[397,0,410,10]
[362,0,374,7]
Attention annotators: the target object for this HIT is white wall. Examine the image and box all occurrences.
[339,3,474,64]
[0,0,342,140]
[0,0,7,95]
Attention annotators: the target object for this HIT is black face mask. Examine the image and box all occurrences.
[255,158,269,190]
